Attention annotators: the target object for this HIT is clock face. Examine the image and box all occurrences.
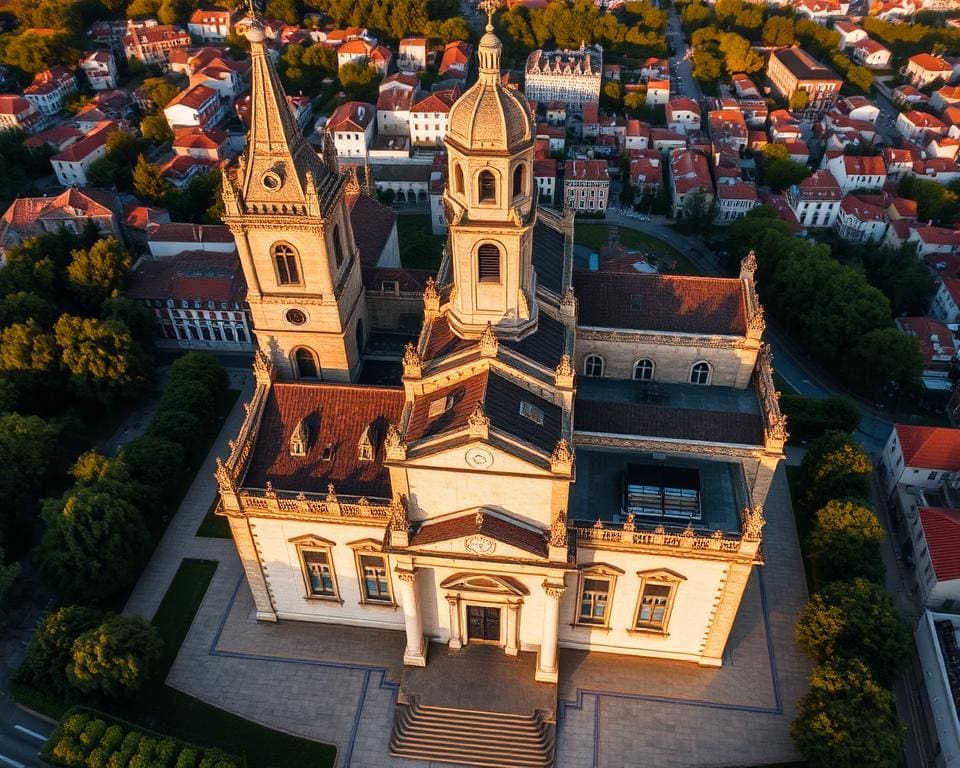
[465,447,494,469]
[464,535,496,555]
[285,308,307,326]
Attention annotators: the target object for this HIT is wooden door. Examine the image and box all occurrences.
[466,606,501,642]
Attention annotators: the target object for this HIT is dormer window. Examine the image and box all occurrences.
[357,425,375,461]
[289,417,310,457]
[321,444,335,461]
[519,401,544,425]
[428,395,453,418]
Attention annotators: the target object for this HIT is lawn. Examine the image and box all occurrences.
[14,559,338,768]
[196,496,231,538]
[573,224,700,275]
[396,214,445,271]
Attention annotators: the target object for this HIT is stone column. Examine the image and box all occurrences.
[397,569,427,667]
[446,594,462,650]
[536,581,566,683]
[699,561,754,666]
[506,602,521,656]
[226,516,276,622]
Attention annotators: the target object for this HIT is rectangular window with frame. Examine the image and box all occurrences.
[635,581,675,632]
[299,546,338,599]
[577,576,612,626]
[359,553,392,603]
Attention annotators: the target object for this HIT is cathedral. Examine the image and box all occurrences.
[216,9,786,765]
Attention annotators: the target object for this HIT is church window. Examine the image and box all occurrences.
[454,163,464,195]
[333,225,344,268]
[632,570,684,634]
[478,170,496,203]
[584,354,604,377]
[273,243,301,285]
[690,361,711,385]
[519,401,544,425]
[633,359,655,381]
[477,243,501,283]
[298,545,339,599]
[357,553,393,603]
[512,164,524,199]
[294,347,320,379]
[577,576,613,626]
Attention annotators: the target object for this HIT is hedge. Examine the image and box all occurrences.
[44,709,241,768]
[779,394,861,443]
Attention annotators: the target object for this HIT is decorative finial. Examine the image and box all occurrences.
[478,321,499,357]
[468,401,490,438]
[475,509,485,528]
[479,0,499,31]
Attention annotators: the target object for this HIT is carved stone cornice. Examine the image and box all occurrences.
[259,294,326,306]
[573,433,765,458]
[542,581,567,599]
[741,504,765,541]
[576,329,746,349]
[467,402,490,439]
[227,486,398,527]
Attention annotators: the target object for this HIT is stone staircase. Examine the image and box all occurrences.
[389,696,556,767]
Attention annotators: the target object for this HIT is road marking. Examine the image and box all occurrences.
[14,726,47,742]
[0,755,26,768]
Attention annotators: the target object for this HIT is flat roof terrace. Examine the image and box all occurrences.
[569,447,748,535]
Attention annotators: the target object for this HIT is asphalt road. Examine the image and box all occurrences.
[666,4,701,103]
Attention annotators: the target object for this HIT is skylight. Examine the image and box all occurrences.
[519,401,544,425]
[428,395,453,419]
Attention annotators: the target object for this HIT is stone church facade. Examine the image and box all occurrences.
[214,9,786,762]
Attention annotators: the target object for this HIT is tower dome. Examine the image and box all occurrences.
[446,18,533,153]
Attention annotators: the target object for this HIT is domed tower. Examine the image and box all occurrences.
[442,2,537,341]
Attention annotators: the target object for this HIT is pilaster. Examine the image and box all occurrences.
[699,560,753,665]
[397,568,427,667]
[226,516,277,621]
[536,580,565,683]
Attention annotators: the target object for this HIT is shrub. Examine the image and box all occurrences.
[16,606,104,695]
[80,719,108,751]
[808,500,885,585]
[68,615,163,699]
[791,658,904,768]
[168,353,228,400]
[156,379,215,428]
[779,395,860,443]
[795,577,910,684]
[120,435,185,499]
[147,409,204,450]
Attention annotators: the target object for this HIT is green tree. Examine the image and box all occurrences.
[791,659,904,768]
[692,48,723,82]
[141,114,173,143]
[845,64,873,92]
[800,430,872,509]
[126,0,161,17]
[68,614,163,698]
[121,435,185,499]
[764,157,811,191]
[15,606,104,695]
[0,320,58,372]
[0,546,18,603]
[899,175,960,225]
[0,31,79,73]
[266,0,302,24]
[54,315,148,404]
[338,61,378,96]
[718,32,763,73]
[85,157,124,188]
[168,351,229,399]
[795,578,910,683]
[140,78,180,110]
[0,291,58,327]
[0,412,60,553]
[762,16,795,46]
[157,0,193,24]
[858,242,935,316]
[67,238,131,309]
[101,296,158,349]
[39,485,151,604]
[779,394,860,442]
[848,328,923,398]
[808,500,885,585]
[132,155,173,207]
[681,0,711,27]
[789,89,810,112]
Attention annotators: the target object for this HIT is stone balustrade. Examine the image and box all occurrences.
[572,520,762,561]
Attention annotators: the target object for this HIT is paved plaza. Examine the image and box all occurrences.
[126,390,812,768]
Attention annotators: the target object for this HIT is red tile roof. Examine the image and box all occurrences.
[896,425,960,471]
[909,53,954,73]
[166,83,218,110]
[573,271,747,336]
[409,511,548,558]
[52,123,118,163]
[896,316,955,366]
[328,100,376,131]
[918,507,960,582]
[243,383,405,499]
[410,89,457,114]
[564,159,608,181]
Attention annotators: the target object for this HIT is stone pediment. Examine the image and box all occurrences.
[406,509,548,560]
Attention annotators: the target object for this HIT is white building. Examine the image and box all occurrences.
[164,83,227,130]
[187,9,235,42]
[670,149,713,219]
[786,170,842,229]
[715,181,758,224]
[897,110,947,141]
[834,194,888,244]
[328,101,376,159]
[564,159,609,211]
[915,612,960,768]
[906,54,955,88]
[409,90,456,149]
[397,37,428,72]
[79,51,118,90]
[23,66,78,116]
[825,153,887,194]
[524,44,602,114]
[0,95,43,133]
[376,88,413,137]
[50,122,118,187]
[533,158,557,205]
[665,97,701,135]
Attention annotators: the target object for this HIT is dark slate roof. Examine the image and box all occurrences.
[347,191,397,267]
[409,512,548,558]
[501,310,565,368]
[244,383,405,498]
[532,220,565,295]
[573,270,748,336]
[574,399,765,446]
[361,266,432,293]
[423,313,474,361]
[406,370,562,453]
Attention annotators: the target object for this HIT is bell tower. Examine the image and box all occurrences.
[442,1,538,341]
[221,13,367,382]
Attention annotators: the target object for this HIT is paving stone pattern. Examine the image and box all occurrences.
[126,383,811,768]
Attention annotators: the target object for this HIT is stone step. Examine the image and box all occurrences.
[390,701,555,768]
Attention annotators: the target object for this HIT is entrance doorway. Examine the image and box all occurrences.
[466,606,501,643]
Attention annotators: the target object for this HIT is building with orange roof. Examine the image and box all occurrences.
[825,152,886,194]
[666,97,700,135]
[327,101,377,158]
[850,36,892,68]
[766,48,842,119]
[51,121,127,186]
[897,109,947,141]
[834,193,888,243]
[931,85,960,113]
[906,53,955,88]
[164,83,227,130]
[123,24,191,65]
[882,424,960,495]
[715,181,758,224]
[79,50,118,90]
[397,36,428,72]
[0,95,42,133]
[669,148,713,219]
[23,65,77,116]
[786,170,842,229]
[628,150,662,195]
[409,89,458,148]
[187,8,237,42]
[439,40,473,81]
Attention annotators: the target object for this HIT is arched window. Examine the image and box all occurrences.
[477,243,501,283]
[633,359,655,381]
[332,225,344,269]
[584,354,604,378]
[690,361,711,385]
[454,163,464,195]
[355,319,364,355]
[294,348,319,379]
[512,164,524,199]
[273,243,300,285]
[478,170,496,203]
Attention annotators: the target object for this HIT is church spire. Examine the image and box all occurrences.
[234,12,336,209]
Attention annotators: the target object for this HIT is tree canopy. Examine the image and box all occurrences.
[68,615,163,698]
[800,430,873,510]
[808,500,886,585]
[54,315,148,404]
